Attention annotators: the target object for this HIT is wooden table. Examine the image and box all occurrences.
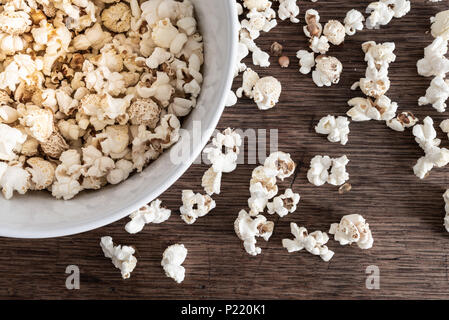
[2,0,449,300]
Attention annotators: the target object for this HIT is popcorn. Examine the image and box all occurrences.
[252,76,282,110]
[413,116,440,150]
[344,9,364,36]
[418,76,449,112]
[431,10,449,40]
[125,199,171,234]
[386,112,418,132]
[282,223,334,262]
[277,0,299,23]
[0,123,27,161]
[248,165,278,215]
[241,7,277,40]
[101,2,131,33]
[179,190,216,224]
[347,96,398,122]
[161,244,187,283]
[307,155,332,186]
[263,151,296,180]
[312,55,343,87]
[315,115,350,145]
[267,188,300,217]
[225,90,238,107]
[203,128,242,174]
[236,68,260,99]
[416,37,449,78]
[412,116,449,179]
[0,162,30,199]
[329,214,374,249]
[307,155,349,186]
[440,119,449,139]
[366,0,410,29]
[201,167,222,196]
[328,155,350,186]
[296,50,315,74]
[309,36,329,55]
[234,209,274,256]
[100,236,137,279]
[323,20,345,46]
[303,9,322,38]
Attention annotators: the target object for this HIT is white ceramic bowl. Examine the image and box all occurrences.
[0,0,238,238]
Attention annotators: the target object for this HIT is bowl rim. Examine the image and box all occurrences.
[0,2,238,239]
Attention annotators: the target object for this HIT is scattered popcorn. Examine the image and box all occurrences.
[328,155,350,186]
[347,96,398,122]
[323,20,346,46]
[270,41,283,56]
[296,50,315,74]
[225,90,238,107]
[267,188,300,217]
[344,9,364,36]
[234,209,274,256]
[309,36,330,54]
[303,9,322,38]
[386,112,418,132]
[201,167,222,196]
[100,236,137,279]
[412,116,449,179]
[179,190,216,224]
[125,199,171,234]
[307,155,349,186]
[307,155,332,186]
[248,165,278,215]
[329,214,374,249]
[276,0,299,23]
[161,244,188,284]
[366,0,410,29]
[431,10,449,40]
[443,190,449,232]
[203,128,242,174]
[440,119,449,139]
[263,151,296,180]
[312,55,343,87]
[418,76,449,112]
[416,37,449,78]
[252,76,282,110]
[282,223,334,262]
[315,115,350,145]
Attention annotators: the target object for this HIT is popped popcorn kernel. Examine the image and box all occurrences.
[329,214,374,249]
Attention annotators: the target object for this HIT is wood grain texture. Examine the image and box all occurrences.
[1,0,449,300]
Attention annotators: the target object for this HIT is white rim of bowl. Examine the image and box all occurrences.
[1,3,239,239]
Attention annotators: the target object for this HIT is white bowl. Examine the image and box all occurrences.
[0,0,238,239]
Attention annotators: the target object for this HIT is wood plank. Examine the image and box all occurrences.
[1,0,449,299]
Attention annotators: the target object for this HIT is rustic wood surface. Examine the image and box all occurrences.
[2,0,449,300]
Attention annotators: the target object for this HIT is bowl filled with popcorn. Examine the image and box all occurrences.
[0,0,237,238]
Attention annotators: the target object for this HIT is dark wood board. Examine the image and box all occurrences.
[2,0,449,300]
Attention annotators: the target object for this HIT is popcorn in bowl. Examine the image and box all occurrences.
[0,0,204,200]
